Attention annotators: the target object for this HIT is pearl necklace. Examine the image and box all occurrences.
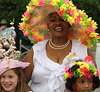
[49,39,70,50]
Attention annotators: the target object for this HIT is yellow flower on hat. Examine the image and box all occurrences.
[50,0,60,6]
[91,20,98,29]
[87,17,92,23]
[54,0,60,2]
[73,13,79,19]
[87,40,93,48]
[73,61,79,66]
[60,4,67,11]
[78,62,85,66]
[24,31,29,35]
[67,16,75,25]
[21,15,29,22]
[80,63,89,71]
[74,61,84,66]
[31,0,39,5]
[78,10,85,15]
[93,69,97,75]
[64,73,69,80]
[89,32,99,37]
[19,22,26,30]
[74,11,79,16]
[77,69,84,77]
[32,31,42,39]
[50,2,57,6]
[69,1,74,6]
[71,6,76,12]
[26,6,34,13]
[79,20,85,26]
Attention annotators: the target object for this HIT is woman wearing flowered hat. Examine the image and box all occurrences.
[19,0,100,92]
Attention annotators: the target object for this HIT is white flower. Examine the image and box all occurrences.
[11,26,15,30]
[0,44,2,48]
[3,42,9,46]
[0,49,6,53]
[10,22,14,25]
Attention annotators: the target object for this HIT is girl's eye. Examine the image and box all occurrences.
[1,76,5,78]
[79,80,84,83]
[88,80,92,83]
[9,76,13,78]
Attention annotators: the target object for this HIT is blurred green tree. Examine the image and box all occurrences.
[72,0,100,33]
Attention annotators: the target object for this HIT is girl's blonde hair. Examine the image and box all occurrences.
[0,67,26,92]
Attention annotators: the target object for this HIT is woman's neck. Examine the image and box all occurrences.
[51,37,68,46]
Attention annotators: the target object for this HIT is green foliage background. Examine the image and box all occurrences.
[73,0,100,33]
[0,0,100,49]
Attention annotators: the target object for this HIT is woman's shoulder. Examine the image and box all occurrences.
[32,40,48,51]
[33,40,48,47]
[71,39,80,43]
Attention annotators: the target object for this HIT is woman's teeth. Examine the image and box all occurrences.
[55,27,63,31]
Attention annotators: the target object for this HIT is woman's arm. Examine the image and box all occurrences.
[23,48,34,91]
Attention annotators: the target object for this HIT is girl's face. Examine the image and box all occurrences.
[47,12,70,38]
[75,76,93,92]
[0,69,19,92]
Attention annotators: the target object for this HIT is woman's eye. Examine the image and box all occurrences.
[50,19,56,22]
[60,18,64,21]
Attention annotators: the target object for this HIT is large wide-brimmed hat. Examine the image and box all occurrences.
[19,0,100,48]
[0,19,8,25]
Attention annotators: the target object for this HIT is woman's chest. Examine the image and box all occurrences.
[46,47,71,65]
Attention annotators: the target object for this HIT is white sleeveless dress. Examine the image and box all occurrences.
[30,39,87,92]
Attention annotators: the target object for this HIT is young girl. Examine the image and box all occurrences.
[0,31,31,92]
[0,58,30,92]
[64,56,99,92]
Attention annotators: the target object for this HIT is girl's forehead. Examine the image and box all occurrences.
[76,76,93,81]
[1,69,16,76]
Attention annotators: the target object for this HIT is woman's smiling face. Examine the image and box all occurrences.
[47,12,70,38]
